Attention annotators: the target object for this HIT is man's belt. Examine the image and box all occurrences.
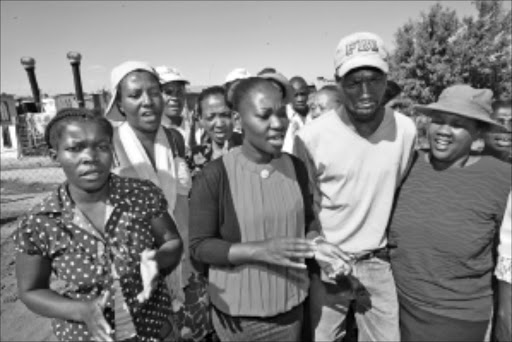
[351,247,390,263]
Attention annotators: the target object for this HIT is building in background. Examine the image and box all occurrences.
[0,94,19,159]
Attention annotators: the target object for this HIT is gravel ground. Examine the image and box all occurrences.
[1,165,64,341]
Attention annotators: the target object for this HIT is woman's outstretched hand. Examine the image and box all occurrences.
[254,237,316,269]
[81,291,114,342]
[137,249,159,303]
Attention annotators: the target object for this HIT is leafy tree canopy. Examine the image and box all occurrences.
[389,0,511,112]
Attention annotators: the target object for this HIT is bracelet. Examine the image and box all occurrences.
[312,236,326,244]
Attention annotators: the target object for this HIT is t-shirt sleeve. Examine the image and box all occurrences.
[13,214,51,258]
[144,182,169,219]
[293,133,322,233]
[399,113,419,183]
[189,162,233,266]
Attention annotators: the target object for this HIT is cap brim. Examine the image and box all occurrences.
[160,78,190,85]
[414,103,506,129]
[258,72,294,104]
[336,56,389,77]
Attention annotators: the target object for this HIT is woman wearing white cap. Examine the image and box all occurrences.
[388,85,511,341]
[105,61,212,342]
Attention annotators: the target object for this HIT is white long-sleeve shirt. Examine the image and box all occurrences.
[496,191,512,284]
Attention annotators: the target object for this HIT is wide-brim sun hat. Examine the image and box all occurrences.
[105,61,158,121]
[414,84,505,129]
[334,32,389,78]
[155,65,190,85]
[258,71,294,104]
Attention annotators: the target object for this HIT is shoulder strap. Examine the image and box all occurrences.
[162,126,185,158]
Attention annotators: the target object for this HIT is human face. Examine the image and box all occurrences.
[200,94,234,146]
[117,71,163,134]
[291,80,310,114]
[162,81,186,118]
[340,68,387,122]
[240,83,288,160]
[485,106,512,153]
[312,91,340,119]
[50,121,112,193]
[428,112,480,167]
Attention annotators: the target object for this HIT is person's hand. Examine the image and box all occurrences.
[137,249,159,303]
[313,238,353,278]
[255,237,316,269]
[81,291,114,342]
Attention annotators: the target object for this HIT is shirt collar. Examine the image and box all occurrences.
[29,173,134,217]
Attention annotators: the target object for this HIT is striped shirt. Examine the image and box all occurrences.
[389,152,511,321]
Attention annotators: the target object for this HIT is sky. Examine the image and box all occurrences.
[0,0,497,96]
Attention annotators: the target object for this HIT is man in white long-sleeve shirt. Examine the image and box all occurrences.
[294,32,417,341]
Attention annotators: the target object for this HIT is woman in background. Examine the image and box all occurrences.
[186,86,242,178]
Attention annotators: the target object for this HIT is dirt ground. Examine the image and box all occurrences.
[1,164,65,341]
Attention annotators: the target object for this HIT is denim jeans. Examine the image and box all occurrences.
[309,257,400,342]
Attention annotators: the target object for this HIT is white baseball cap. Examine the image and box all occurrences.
[225,68,251,84]
[334,32,389,78]
[155,65,189,85]
[105,61,158,121]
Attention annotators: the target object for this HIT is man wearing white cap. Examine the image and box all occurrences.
[294,32,417,341]
[156,65,192,149]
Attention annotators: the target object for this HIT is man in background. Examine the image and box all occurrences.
[311,85,342,119]
[282,76,312,153]
[156,65,192,147]
[483,99,512,163]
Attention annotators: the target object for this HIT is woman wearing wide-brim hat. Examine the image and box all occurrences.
[387,85,511,341]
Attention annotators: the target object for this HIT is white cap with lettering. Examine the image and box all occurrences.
[334,32,389,78]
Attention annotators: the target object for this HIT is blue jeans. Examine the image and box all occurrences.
[309,257,400,341]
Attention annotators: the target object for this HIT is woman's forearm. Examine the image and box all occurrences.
[227,241,263,266]
[19,288,89,322]
[496,280,512,340]
[156,238,183,271]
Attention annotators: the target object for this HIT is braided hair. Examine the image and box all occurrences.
[44,108,114,150]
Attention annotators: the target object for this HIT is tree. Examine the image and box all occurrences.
[389,0,511,107]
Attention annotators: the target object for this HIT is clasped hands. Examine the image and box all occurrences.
[312,236,353,279]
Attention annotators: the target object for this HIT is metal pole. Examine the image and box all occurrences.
[20,57,41,111]
[67,51,85,108]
